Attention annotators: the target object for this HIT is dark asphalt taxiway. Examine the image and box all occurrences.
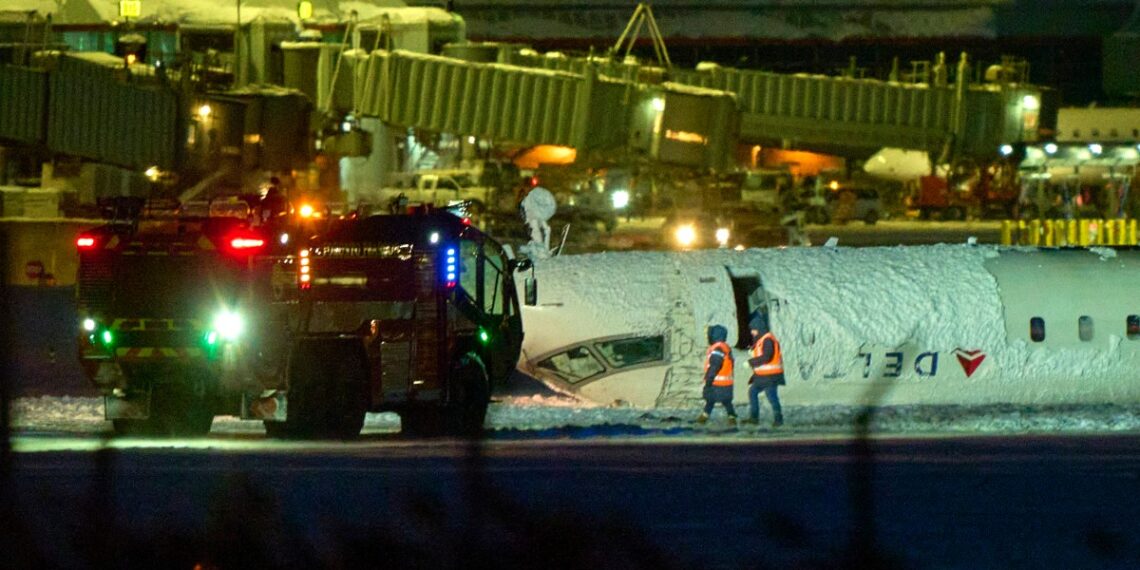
[4,433,1140,569]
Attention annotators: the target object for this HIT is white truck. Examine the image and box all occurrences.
[364,171,502,214]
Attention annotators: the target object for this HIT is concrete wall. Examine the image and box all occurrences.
[1,219,101,287]
[1,220,101,395]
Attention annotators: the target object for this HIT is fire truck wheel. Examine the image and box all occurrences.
[111,418,156,437]
[399,409,445,437]
[273,339,367,440]
[324,349,369,439]
[158,402,214,437]
[262,420,289,439]
[446,356,490,436]
[111,380,214,437]
[399,355,489,438]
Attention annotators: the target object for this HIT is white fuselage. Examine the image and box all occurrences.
[518,245,1140,408]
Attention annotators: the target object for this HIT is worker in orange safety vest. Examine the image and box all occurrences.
[697,324,737,426]
[741,311,784,427]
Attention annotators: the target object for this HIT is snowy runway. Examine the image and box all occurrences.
[10,395,1140,441]
[7,396,1140,569]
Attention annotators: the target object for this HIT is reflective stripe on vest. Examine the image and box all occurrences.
[704,341,734,387]
[751,332,783,376]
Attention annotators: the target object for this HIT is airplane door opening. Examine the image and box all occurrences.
[729,273,766,349]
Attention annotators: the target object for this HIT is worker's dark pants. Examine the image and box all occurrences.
[703,384,736,417]
[748,376,783,421]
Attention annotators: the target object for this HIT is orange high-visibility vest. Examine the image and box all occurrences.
[704,341,734,387]
[751,332,783,376]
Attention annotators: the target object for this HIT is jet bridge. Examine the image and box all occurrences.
[300,48,741,171]
[289,42,1047,170]
[669,63,1043,160]
[504,49,1046,162]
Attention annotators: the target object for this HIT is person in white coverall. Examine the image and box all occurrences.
[519,185,557,258]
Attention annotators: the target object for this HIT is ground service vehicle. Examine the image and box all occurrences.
[257,210,529,438]
[76,198,287,436]
[826,185,884,225]
[366,172,501,216]
[738,168,794,213]
[914,164,1020,220]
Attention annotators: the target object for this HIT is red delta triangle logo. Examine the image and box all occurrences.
[954,349,986,378]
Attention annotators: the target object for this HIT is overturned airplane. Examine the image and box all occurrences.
[518,245,1140,408]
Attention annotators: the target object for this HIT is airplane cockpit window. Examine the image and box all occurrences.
[1127,315,1140,340]
[536,347,605,384]
[1078,316,1094,342]
[1030,317,1046,342]
[594,336,666,369]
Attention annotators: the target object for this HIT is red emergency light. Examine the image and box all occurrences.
[223,230,267,255]
[229,237,266,250]
[76,235,97,249]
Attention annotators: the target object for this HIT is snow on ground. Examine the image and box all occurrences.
[10,395,1140,439]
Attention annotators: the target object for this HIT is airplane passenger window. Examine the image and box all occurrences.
[1128,315,1140,340]
[593,336,666,369]
[1030,317,1045,342]
[1079,316,1094,342]
[536,347,604,384]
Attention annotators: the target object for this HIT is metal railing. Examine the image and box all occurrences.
[1000,219,1139,247]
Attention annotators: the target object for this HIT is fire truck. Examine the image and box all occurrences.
[77,199,530,438]
[76,197,290,436]
[256,210,529,438]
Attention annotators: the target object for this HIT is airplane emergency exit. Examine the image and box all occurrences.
[518,246,1140,408]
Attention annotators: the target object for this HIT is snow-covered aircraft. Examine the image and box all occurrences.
[518,245,1140,408]
[861,147,952,182]
[861,147,934,182]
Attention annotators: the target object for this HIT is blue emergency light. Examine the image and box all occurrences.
[443,246,458,288]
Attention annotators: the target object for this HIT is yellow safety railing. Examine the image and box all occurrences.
[1001,219,1139,247]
